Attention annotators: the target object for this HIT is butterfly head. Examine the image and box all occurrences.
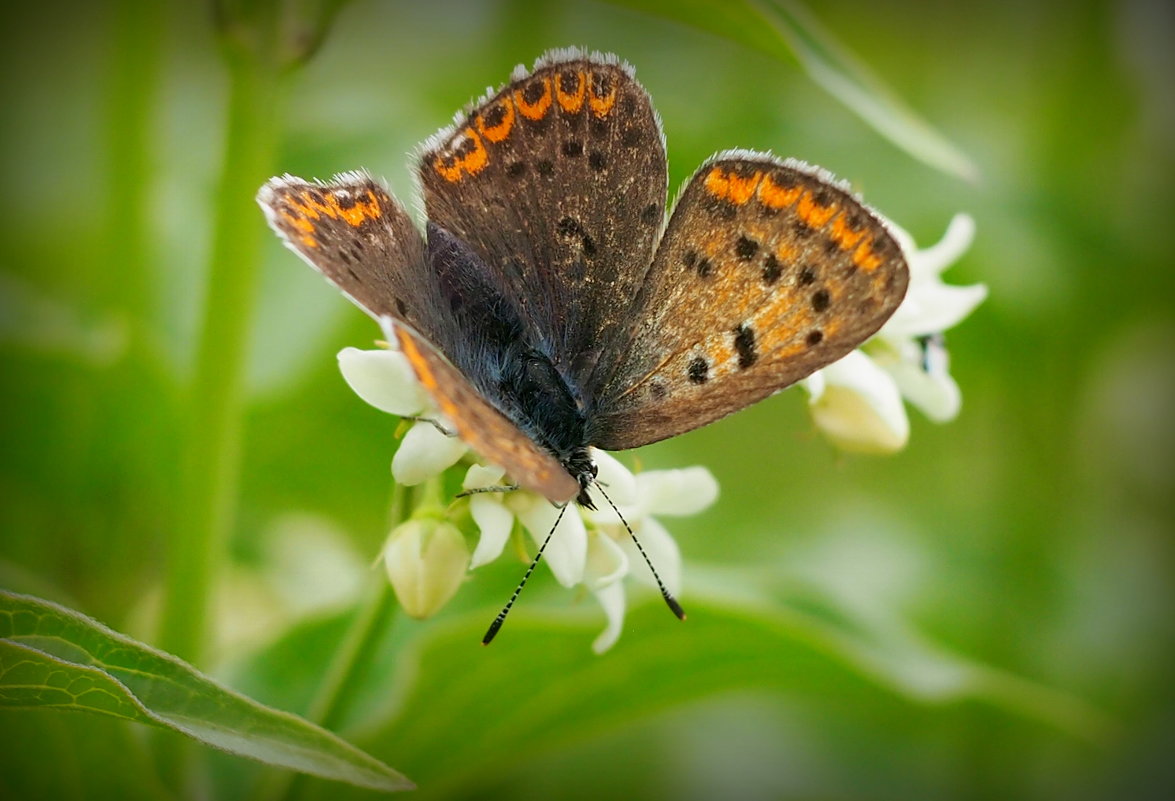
[562,447,598,509]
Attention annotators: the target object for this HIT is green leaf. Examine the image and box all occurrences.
[0,590,413,793]
[607,0,979,180]
[308,569,1110,797]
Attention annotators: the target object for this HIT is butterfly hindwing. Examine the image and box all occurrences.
[590,154,910,450]
[418,50,668,395]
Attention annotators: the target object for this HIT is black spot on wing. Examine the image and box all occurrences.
[734,324,757,368]
[688,356,709,383]
[762,254,782,284]
[735,235,759,261]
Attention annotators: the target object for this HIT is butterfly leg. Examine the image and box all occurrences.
[455,483,521,499]
[402,415,456,438]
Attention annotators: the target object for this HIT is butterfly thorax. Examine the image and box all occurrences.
[499,347,597,509]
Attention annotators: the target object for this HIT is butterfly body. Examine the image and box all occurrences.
[259,49,909,506]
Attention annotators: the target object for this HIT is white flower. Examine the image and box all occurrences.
[339,339,717,649]
[464,451,718,653]
[337,346,468,484]
[381,518,470,619]
[803,213,987,453]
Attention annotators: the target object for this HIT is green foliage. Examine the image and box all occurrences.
[1,0,1171,799]
[608,0,978,178]
[0,590,411,792]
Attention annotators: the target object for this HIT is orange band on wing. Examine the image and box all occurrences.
[514,77,553,120]
[757,173,803,210]
[476,97,515,143]
[588,71,618,117]
[704,167,761,205]
[852,238,884,271]
[555,69,587,113]
[828,211,867,251]
[432,128,489,182]
[286,189,383,228]
[795,190,838,229]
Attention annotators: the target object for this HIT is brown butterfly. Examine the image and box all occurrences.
[258,48,908,511]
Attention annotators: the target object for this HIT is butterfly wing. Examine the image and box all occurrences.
[388,319,579,503]
[589,154,909,450]
[417,49,668,396]
[257,171,452,343]
[258,173,578,503]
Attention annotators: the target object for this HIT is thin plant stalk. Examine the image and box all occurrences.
[155,10,283,792]
[258,485,412,801]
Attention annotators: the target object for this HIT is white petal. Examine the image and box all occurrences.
[337,347,428,416]
[590,580,628,654]
[463,463,507,490]
[882,282,988,339]
[635,467,719,517]
[619,517,683,597]
[588,449,637,502]
[582,450,639,526]
[468,495,515,569]
[584,529,630,588]
[886,356,963,422]
[391,421,468,485]
[809,351,909,453]
[802,370,827,403]
[912,213,976,278]
[510,496,587,587]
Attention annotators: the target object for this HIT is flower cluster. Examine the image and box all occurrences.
[338,342,717,652]
[337,212,983,650]
[802,213,986,452]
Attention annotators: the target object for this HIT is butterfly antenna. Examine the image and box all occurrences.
[592,481,687,622]
[482,502,570,645]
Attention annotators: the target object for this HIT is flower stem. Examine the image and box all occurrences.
[258,486,410,801]
[159,18,281,668]
[154,11,282,792]
[307,483,410,732]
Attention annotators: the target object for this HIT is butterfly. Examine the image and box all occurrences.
[258,48,909,511]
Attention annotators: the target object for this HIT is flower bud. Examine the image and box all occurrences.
[382,519,469,619]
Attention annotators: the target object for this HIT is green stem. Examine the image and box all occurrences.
[154,27,282,792]
[160,33,281,668]
[310,574,398,731]
[258,486,411,801]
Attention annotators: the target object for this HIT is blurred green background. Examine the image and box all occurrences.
[2,0,1172,799]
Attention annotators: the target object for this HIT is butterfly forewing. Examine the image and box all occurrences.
[257,173,455,345]
[590,155,909,450]
[259,173,579,504]
[418,51,668,393]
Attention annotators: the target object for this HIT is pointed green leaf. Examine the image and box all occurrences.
[0,590,413,793]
